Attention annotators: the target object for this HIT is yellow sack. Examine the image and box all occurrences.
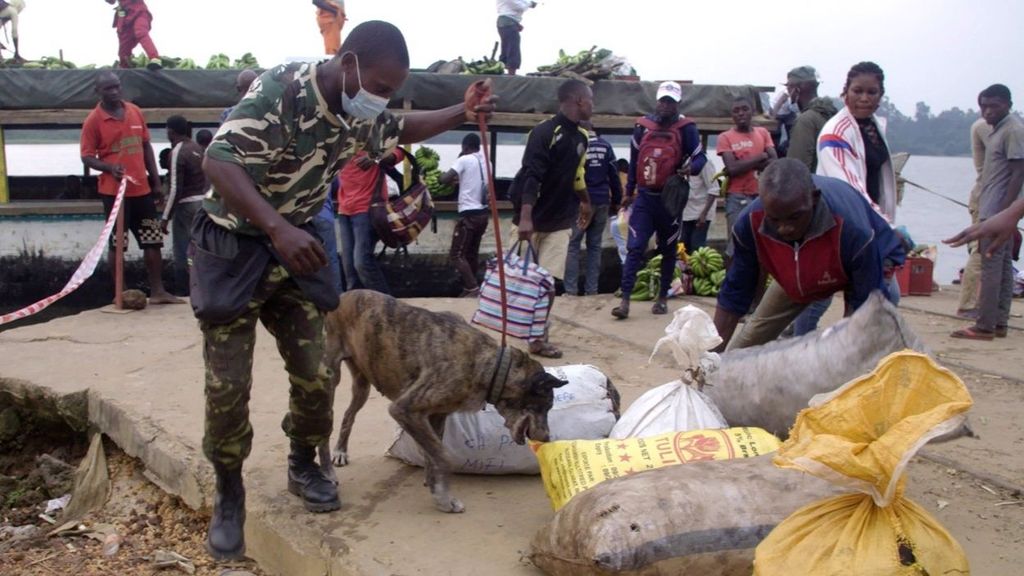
[532,426,779,510]
[753,351,973,576]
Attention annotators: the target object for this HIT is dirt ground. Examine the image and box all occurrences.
[0,288,1021,575]
[0,433,263,576]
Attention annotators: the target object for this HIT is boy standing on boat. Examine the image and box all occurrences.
[105,0,162,70]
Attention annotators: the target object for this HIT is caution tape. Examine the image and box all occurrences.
[0,179,128,326]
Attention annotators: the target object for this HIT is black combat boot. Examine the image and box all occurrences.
[206,464,246,561]
[287,441,341,513]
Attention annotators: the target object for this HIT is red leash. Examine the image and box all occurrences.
[476,112,509,348]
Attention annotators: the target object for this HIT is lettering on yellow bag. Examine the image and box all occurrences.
[531,426,780,510]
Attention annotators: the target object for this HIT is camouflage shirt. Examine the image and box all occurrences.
[204,61,403,235]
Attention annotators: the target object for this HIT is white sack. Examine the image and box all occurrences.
[611,305,727,438]
[386,364,619,475]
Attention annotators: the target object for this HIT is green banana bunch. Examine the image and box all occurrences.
[415,146,454,198]
[711,269,727,290]
[694,276,719,297]
[689,246,724,278]
[206,53,231,69]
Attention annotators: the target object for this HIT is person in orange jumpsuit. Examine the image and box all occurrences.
[314,0,346,55]
[105,0,161,69]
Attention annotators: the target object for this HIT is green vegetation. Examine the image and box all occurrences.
[857,98,1019,157]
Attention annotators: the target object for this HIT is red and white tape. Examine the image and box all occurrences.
[0,179,128,326]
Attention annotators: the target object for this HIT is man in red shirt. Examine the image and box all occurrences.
[105,0,162,70]
[80,71,180,304]
[717,96,777,259]
[336,148,405,293]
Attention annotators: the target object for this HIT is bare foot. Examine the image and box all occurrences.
[149,292,184,305]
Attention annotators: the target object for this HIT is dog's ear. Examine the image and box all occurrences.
[538,372,569,389]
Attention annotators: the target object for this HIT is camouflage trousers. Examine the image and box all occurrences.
[201,263,334,470]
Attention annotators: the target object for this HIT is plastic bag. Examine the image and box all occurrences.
[533,427,779,510]
[610,305,726,438]
[387,365,618,475]
[753,351,972,576]
[609,381,726,439]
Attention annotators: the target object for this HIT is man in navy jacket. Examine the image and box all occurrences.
[714,158,904,350]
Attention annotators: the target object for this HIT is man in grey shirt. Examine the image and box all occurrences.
[952,84,1024,340]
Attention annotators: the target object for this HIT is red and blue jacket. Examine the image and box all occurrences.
[717,175,905,316]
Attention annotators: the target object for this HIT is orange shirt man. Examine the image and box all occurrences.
[80,71,181,303]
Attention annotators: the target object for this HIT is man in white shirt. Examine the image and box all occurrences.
[496,0,535,75]
[0,0,26,63]
[680,160,721,254]
[440,133,490,296]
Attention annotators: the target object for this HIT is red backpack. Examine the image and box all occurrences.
[635,116,694,190]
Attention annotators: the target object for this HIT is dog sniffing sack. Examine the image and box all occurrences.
[532,426,779,510]
[753,351,972,576]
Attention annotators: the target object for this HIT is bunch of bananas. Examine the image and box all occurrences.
[464,58,505,75]
[688,246,726,297]
[630,255,683,301]
[415,147,455,199]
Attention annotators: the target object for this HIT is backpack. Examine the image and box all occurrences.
[635,116,694,190]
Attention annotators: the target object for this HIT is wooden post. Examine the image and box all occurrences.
[114,203,125,309]
[402,99,413,187]
[0,125,8,203]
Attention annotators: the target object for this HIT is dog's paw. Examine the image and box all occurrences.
[433,495,465,514]
[331,448,349,467]
[320,462,339,485]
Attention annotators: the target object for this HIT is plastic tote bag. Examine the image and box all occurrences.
[753,351,972,576]
[611,305,727,438]
[472,241,554,341]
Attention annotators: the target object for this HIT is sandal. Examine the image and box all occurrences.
[950,326,995,341]
[459,287,480,298]
[529,341,563,359]
[611,305,629,319]
[651,300,668,315]
[995,326,1008,338]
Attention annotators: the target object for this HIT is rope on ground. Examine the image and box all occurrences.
[0,178,128,326]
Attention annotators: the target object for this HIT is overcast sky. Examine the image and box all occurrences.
[12,0,1023,115]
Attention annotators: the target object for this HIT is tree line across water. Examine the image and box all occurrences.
[872,98,1021,157]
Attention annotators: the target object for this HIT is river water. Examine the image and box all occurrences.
[5,142,976,283]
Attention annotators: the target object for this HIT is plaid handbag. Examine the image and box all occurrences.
[369,154,433,248]
[472,241,554,340]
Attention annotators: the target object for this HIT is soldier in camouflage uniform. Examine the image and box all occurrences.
[194,20,495,561]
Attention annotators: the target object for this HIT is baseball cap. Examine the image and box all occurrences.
[786,66,819,85]
[656,81,682,102]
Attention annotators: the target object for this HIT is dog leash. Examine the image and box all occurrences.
[474,83,510,350]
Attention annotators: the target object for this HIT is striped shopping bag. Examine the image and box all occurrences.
[472,241,554,340]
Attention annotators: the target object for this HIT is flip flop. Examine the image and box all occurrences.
[529,341,563,359]
[611,306,629,319]
[651,300,668,315]
[950,326,994,341]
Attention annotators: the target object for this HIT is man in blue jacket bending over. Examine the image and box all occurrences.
[713,158,904,351]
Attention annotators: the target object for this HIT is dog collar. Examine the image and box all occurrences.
[487,346,513,405]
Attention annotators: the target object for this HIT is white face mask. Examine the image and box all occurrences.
[341,52,389,120]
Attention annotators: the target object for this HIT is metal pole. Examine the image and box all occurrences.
[0,125,9,203]
[114,202,125,309]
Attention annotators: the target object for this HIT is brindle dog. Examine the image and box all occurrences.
[321,289,567,513]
